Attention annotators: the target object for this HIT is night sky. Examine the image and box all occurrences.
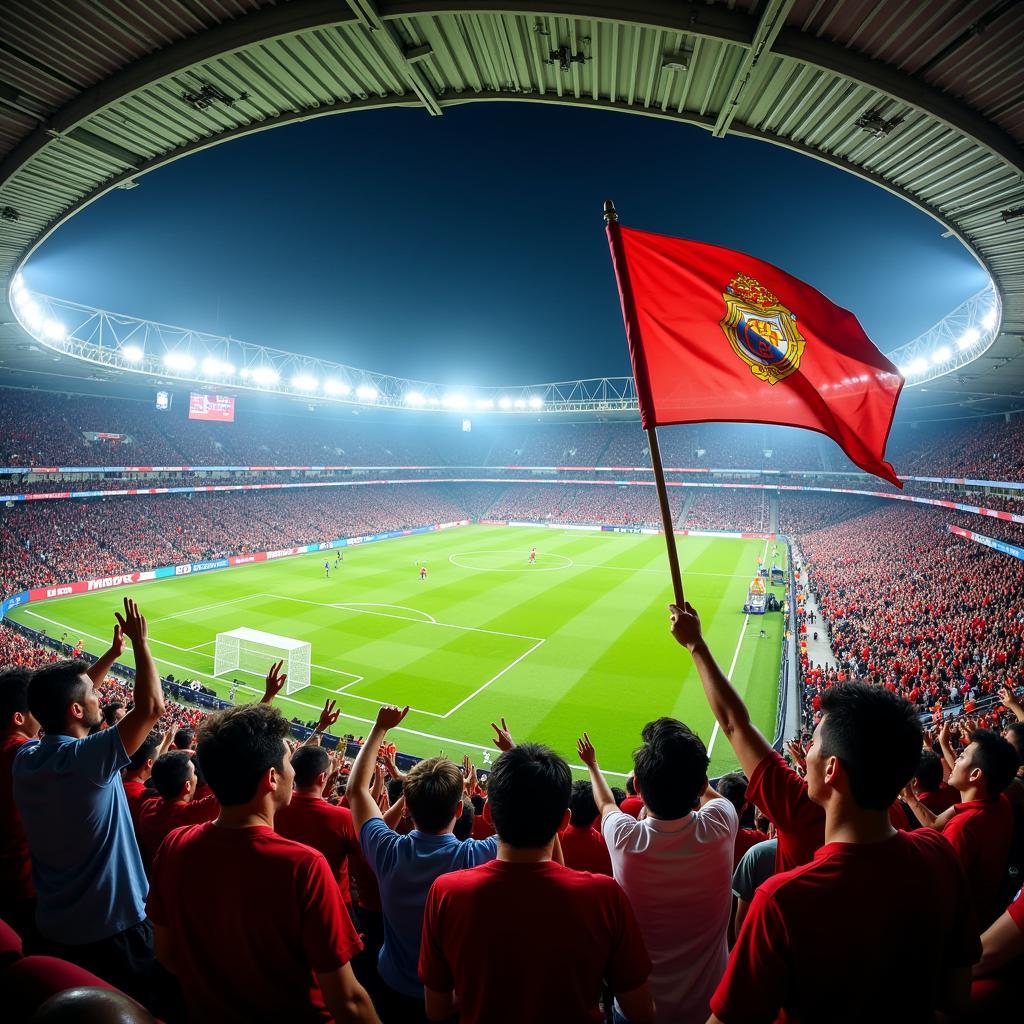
[23,103,988,387]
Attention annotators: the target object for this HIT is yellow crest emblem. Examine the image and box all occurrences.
[720,273,806,386]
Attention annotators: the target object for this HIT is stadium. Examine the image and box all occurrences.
[0,2,1023,1022]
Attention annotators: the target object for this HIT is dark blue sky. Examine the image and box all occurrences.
[24,103,987,386]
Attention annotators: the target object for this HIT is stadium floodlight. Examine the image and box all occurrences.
[291,374,319,391]
[122,344,144,362]
[528,395,544,409]
[43,319,66,342]
[202,356,230,376]
[931,346,951,366]
[442,393,468,409]
[980,309,998,332]
[957,327,980,350]
[908,357,928,376]
[250,366,279,386]
[21,300,44,330]
[404,390,426,405]
[356,385,378,401]
[475,398,494,410]
[164,351,196,371]
[498,396,512,409]
[324,378,350,395]
[239,368,250,379]
[426,395,440,405]
[514,398,526,409]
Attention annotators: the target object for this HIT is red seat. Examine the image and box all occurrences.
[5,955,117,1022]
[0,915,24,970]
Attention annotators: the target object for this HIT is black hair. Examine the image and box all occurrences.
[27,660,90,735]
[716,772,749,814]
[611,787,626,807]
[0,667,33,725]
[173,727,195,750]
[915,750,944,792]
[625,773,637,796]
[102,702,125,727]
[633,719,709,818]
[453,797,474,841]
[197,704,289,806]
[291,744,330,788]
[1003,722,1024,763]
[488,743,571,848]
[150,751,194,800]
[126,731,161,772]
[470,793,485,815]
[568,778,598,826]
[969,729,1019,796]
[386,777,404,804]
[818,683,922,810]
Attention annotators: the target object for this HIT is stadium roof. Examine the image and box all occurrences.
[1,0,1022,421]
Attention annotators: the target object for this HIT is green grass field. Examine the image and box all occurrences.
[6,525,785,777]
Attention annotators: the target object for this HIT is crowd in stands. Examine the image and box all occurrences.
[2,589,1022,1022]
[684,490,767,533]
[889,416,1024,481]
[798,505,1024,725]
[777,493,886,534]
[486,484,684,527]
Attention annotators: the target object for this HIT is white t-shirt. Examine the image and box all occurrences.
[603,798,738,1024]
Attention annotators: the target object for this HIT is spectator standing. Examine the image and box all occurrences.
[0,667,39,931]
[147,681,377,1024]
[347,705,499,1022]
[558,779,612,875]
[903,728,1017,928]
[121,731,168,830]
[419,743,654,1024]
[12,602,163,1001]
[579,722,736,1024]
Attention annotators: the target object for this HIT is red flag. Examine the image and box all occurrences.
[607,222,904,486]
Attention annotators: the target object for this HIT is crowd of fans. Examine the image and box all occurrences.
[684,490,767,533]
[890,416,1024,481]
[2,592,1021,1022]
[486,484,684,528]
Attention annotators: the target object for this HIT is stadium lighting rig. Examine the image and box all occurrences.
[121,344,144,362]
[291,374,319,391]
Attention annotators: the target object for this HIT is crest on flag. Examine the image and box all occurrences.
[720,273,806,386]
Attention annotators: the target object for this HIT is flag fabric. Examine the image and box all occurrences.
[606,222,904,486]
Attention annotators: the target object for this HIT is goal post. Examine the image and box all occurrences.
[213,627,311,694]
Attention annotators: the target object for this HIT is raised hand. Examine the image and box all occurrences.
[314,698,340,733]
[785,739,807,771]
[577,732,597,767]
[261,660,287,704]
[370,763,386,804]
[375,705,410,732]
[668,602,703,651]
[110,623,125,658]
[381,750,403,780]
[114,598,147,647]
[490,717,515,752]
[462,754,478,794]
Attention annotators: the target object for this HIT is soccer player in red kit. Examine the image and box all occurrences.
[529,548,537,564]
[419,566,427,582]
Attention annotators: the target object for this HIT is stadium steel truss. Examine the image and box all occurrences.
[1,1,1022,417]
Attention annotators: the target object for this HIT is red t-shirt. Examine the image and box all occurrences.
[148,822,362,1023]
[917,784,958,816]
[121,777,157,831]
[734,827,771,868]
[138,793,219,867]
[419,860,651,1024]
[620,796,644,818]
[745,751,825,873]
[275,792,361,904]
[711,830,980,1024]
[941,795,1014,929]
[558,824,613,876]
[0,732,33,902]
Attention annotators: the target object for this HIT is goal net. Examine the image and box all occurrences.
[212,627,311,694]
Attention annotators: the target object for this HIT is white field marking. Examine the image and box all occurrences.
[448,551,574,573]
[258,594,543,643]
[149,594,264,623]
[331,602,437,624]
[442,638,546,718]
[18,609,627,775]
[707,538,771,759]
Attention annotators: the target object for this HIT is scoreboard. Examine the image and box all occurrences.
[188,393,235,422]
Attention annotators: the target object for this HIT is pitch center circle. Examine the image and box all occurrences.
[448,550,574,573]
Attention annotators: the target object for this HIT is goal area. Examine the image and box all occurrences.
[213,627,311,694]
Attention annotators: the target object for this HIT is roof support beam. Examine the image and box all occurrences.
[712,0,795,139]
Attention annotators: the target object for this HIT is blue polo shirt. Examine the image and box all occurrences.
[361,817,497,996]
[13,727,148,944]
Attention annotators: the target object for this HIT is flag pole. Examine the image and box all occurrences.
[604,199,685,606]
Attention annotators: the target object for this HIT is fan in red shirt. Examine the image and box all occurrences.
[558,780,612,875]
[419,743,654,1024]
[0,667,39,928]
[137,750,219,868]
[120,730,165,831]
[710,683,980,1024]
[147,701,377,1024]
[970,885,1024,1017]
[669,604,824,874]
[912,749,958,816]
[716,772,770,867]
[275,744,365,905]
[620,774,644,818]
[904,728,1018,928]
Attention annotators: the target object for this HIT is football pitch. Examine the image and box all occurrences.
[6,525,785,777]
